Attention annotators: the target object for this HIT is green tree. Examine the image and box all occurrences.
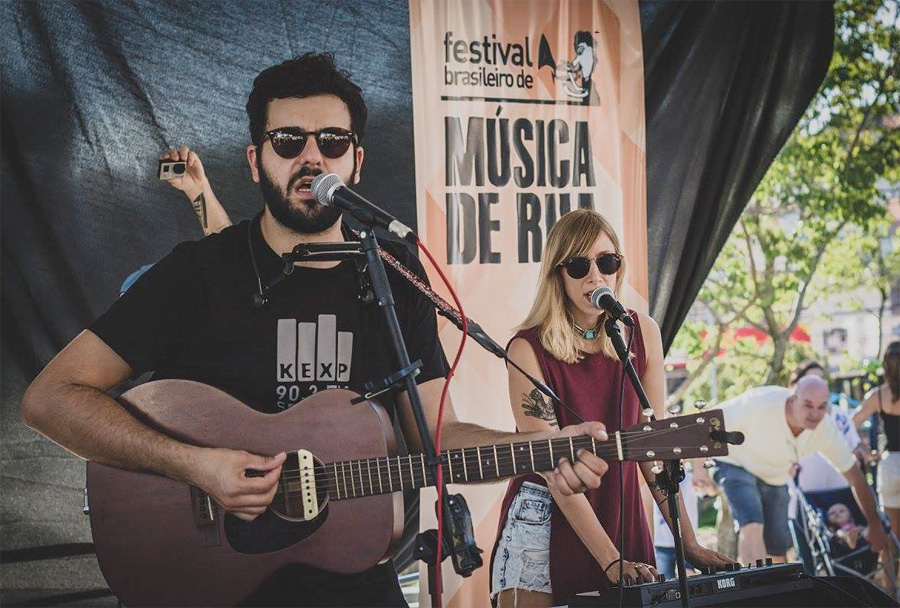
[670,0,900,401]
[848,214,900,358]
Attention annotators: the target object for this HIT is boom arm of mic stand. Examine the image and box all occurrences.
[436,310,567,413]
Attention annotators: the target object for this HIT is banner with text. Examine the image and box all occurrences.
[409,1,647,603]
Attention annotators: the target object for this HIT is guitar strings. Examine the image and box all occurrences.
[273,445,718,502]
[277,442,709,486]
[283,446,720,493]
[274,421,710,484]
[274,422,717,488]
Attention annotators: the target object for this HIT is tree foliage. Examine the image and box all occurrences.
[670,0,900,406]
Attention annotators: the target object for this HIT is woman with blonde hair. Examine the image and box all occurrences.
[490,209,729,607]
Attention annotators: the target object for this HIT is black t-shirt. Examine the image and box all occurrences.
[92,218,449,412]
[90,218,449,605]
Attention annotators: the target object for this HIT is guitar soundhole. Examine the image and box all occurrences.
[224,505,329,554]
[224,452,331,554]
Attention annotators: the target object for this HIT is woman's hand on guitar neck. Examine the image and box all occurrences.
[544,421,609,496]
[188,448,287,521]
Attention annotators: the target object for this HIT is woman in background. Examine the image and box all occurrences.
[853,342,900,584]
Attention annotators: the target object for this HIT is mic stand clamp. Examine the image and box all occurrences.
[281,241,365,270]
[604,317,691,608]
[414,492,483,596]
[356,228,480,608]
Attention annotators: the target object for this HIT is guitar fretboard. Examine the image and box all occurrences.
[312,435,620,501]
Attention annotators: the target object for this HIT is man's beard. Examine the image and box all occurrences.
[259,164,343,234]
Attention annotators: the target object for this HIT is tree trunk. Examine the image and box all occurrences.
[765,333,790,385]
[877,287,887,360]
[666,323,726,409]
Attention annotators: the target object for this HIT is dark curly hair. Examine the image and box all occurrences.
[883,342,900,401]
[788,360,827,388]
[246,53,368,147]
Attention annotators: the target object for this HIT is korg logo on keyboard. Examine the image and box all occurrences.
[717,577,736,590]
[277,315,353,383]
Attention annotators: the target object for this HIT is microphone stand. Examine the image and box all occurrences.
[355,227,479,608]
[605,317,691,608]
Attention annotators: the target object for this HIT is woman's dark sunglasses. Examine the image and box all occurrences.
[560,253,622,279]
[261,127,356,159]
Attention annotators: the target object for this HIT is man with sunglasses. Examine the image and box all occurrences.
[22,53,609,606]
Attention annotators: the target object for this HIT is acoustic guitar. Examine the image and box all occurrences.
[86,379,733,606]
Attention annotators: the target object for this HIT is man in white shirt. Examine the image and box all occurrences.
[796,404,860,492]
[693,376,886,564]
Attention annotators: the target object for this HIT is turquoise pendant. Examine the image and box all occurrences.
[583,330,596,339]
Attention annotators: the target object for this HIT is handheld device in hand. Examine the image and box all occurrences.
[158,160,187,180]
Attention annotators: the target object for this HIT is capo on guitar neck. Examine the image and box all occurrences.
[350,360,423,404]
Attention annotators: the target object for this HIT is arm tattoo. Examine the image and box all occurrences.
[191,192,208,229]
[521,388,558,428]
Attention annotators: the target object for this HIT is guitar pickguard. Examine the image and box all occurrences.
[223,505,329,554]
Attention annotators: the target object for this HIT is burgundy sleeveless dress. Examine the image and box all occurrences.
[492,316,654,605]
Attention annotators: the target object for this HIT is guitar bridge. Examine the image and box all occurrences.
[297,449,319,520]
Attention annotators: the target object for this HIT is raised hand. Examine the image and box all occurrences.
[159,146,232,235]
[160,146,208,200]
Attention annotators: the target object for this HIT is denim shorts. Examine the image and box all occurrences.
[713,461,791,555]
[491,482,553,601]
[878,451,900,509]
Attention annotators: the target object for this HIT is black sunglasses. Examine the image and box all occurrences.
[560,253,622,279]
[261,127,357,159]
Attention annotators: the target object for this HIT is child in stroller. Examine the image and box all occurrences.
[828,502,870,550]
[792,486,899,599]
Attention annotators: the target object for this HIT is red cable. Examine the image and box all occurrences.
[415,237,468,608]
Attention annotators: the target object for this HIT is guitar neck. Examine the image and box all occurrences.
[320,434,621,501]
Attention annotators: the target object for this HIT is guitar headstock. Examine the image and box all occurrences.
[620,409,735,462]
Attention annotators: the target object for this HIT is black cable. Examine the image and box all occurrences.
[617,322,636,608]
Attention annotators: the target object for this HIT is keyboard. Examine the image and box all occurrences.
[569,562,813,607]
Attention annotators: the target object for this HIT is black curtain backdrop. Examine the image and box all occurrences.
[0,1,832,604]
[642,0,834,350]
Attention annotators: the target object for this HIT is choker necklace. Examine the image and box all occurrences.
[573,321,603,340]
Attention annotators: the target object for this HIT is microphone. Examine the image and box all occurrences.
[311,173,416,242]
[589,286,634,326]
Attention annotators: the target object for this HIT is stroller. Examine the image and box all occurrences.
[790,483,900,599]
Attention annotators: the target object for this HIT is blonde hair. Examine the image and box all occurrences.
[518,209,627,363]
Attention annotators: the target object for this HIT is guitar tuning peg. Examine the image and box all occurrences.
[703,458,715,469]
[695,400,708,411]
[651,462,663,475]
[642,408,654,418]
[667,403,683,415]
